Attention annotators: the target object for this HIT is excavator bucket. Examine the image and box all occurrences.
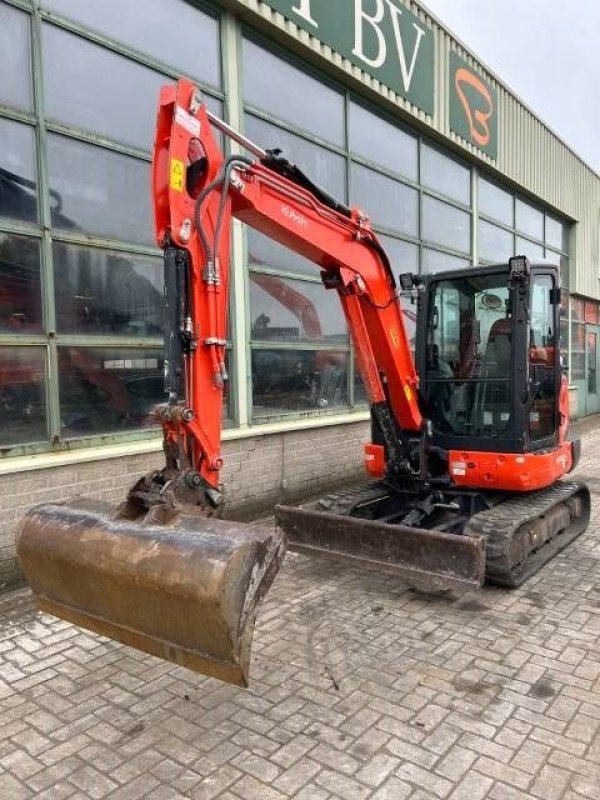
[276,502,486,589]
[17,499,286,687]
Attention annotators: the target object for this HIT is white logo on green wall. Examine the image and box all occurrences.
[262,0,434,116]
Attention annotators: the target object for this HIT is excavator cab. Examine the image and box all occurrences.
[418,260,562,454]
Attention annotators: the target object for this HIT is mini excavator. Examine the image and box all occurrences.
[18,80,590,687]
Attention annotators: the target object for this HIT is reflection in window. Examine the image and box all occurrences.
[247,230,317,278]
[478,219,514,263]
[516,198,543,241]
[40,0,221,85]
[58,347,164,436]
[53,243,163,336]
[0,4,32,111]
[422,249,470,274]
[243,39,344,146]
[43,26,167,151]
[48,135,153,244]
[478,175,513,226]
[252,349,348,419]
[378,235,419,274]
[349,102,418,182]
[245,115,346,201]
[0,233,42,332]
[0,347,46,446]
[421,145,470,206]
[0,118,37,224]
[350,163,418,236]
[545,215,568,252]
[516,237,544,261]
[422,196,470,254]
[249,273,347,343]
[545,248,568,285]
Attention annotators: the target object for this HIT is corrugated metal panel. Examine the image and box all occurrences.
[225,0,600,298]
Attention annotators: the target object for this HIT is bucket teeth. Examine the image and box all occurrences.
[17,499,286,687]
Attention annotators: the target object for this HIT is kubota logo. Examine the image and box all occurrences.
[454,67,494,148]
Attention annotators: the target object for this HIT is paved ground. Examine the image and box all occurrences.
[2,423,600,799]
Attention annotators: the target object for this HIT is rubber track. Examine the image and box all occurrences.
[464,480,590,588]
[315,483,390,517]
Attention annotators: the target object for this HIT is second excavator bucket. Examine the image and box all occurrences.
[276,502,486,590]
[17,500,286,687]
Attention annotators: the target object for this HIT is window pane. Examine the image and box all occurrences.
[244,114,345,200]
[516,198,543,240]
[0,233,41,332]
[422,248,470,274]
[58,347,164,436]
[43,26,167,150]
[557,254,569,290]
[478,219,514,263]
[350,164,418,236]
[243,39,344,146]
[247,230,317,278]
[53,242,163,336]
[421,145,470,206]
[516,236,544,260]
[250,273,347,343]
[545,215,568,252]
[478,175,513,226]
[0,4,32,111]
[422,196,470,254]
[48,135,153,245]
[40,0,220,86]
[378,235,419,274]
[0,117,37,223]
[0,347,46,445]
[252,349,349,419]
[349,102,418,182]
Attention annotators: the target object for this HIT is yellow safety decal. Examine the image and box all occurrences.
[390,327,400,348]
[404,385,413,402]
[170,158,184,192]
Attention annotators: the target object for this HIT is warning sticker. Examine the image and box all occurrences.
[170,158,184,192]
[175,105,201,137]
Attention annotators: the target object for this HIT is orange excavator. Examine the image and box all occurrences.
[18,80,589,687]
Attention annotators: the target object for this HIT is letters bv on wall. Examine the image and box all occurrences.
[262,0,435,116]
[449,51,498,160]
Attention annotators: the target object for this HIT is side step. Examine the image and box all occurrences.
[276,504,486,590]
[18,499,286,686]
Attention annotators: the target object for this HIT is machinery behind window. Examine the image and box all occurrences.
[17,80,590,688]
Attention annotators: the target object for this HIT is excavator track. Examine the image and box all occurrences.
[312,483,392,517]
[464,480,591,588]
[278,480,590,590]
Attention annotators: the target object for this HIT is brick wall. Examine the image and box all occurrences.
[0,420,369,590]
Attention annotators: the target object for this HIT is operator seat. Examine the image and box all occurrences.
[484,317,512,376]
[481,317,512,430]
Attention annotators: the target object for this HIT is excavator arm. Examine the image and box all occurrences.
[149,79,422,510]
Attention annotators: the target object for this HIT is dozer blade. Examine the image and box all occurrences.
[276,504,485,589]
[17,499,286,687]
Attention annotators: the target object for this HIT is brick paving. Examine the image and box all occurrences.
[1,425,600,798]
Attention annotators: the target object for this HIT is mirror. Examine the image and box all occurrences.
[479,293,503,310]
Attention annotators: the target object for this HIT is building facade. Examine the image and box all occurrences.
[1,0,599,586]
